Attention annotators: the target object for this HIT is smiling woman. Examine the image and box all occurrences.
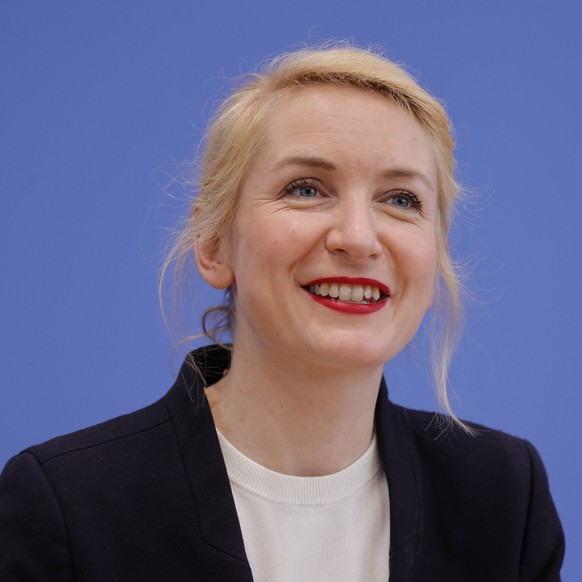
[166,48,461,425]
[0,45,564,581]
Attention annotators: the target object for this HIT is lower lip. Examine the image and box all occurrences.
[308,293,387,314]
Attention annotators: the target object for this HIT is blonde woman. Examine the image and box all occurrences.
[0,46,564,581]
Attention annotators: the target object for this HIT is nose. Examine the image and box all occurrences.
[325,196,382,262]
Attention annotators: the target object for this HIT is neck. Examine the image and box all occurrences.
[205,343,383,476]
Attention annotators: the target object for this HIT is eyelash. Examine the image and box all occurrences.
[282,178,321,198]
[389,190,424,212]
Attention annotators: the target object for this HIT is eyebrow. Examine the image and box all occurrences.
[271,156,336,173]
[272,156,434,191]
[380,168,435,192]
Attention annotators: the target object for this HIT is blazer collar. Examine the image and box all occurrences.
[165,346,252,571]
[166,346,421,580]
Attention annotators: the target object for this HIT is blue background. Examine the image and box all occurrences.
[1,1,580,577]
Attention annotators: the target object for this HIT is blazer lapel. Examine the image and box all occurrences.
[165,348,254,581]
[376,380,421,581]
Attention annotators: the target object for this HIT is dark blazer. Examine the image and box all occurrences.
[0,346,564,581]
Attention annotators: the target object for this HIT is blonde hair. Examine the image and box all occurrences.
[161,43,468,430]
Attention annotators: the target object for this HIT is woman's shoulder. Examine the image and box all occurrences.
[390,402,551,489]
[0,375,226,581]
[380,403,565,579]
[15,352,217,467]
[17,392,173,469]
[398,402,536,446]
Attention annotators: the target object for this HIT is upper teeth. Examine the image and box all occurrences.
[308,283,382,303]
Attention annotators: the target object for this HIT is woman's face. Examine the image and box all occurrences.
[200,85,438,372]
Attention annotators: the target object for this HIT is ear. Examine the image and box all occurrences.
[194,233,235,290]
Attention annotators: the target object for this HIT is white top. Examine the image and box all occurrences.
[216,430,390,582]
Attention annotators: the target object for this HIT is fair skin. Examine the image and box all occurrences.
[196,85,438,476]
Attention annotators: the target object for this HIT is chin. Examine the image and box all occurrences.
[302,337,400,374]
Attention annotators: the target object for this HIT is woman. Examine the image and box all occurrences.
[0,46,564,581]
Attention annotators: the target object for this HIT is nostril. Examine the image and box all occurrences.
[325,232,382,260]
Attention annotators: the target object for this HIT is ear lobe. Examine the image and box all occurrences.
[194,234,235,290]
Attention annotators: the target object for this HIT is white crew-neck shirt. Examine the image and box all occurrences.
[216,431,390,582]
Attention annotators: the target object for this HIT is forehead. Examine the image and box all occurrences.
[254,84,436,183]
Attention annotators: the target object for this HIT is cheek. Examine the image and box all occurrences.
[417,240,438,283]
[235,212,317,267]
[417,240,438,296]
[229,220,291,291]
[397,232,438,303]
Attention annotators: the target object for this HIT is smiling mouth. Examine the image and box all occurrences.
[304,282,387,304]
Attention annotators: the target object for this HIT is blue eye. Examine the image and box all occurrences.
[387,190,422,211]
[283,179,321,199]
[391,194,411,207]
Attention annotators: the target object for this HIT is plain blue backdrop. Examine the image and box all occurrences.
[1,1,580,577]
